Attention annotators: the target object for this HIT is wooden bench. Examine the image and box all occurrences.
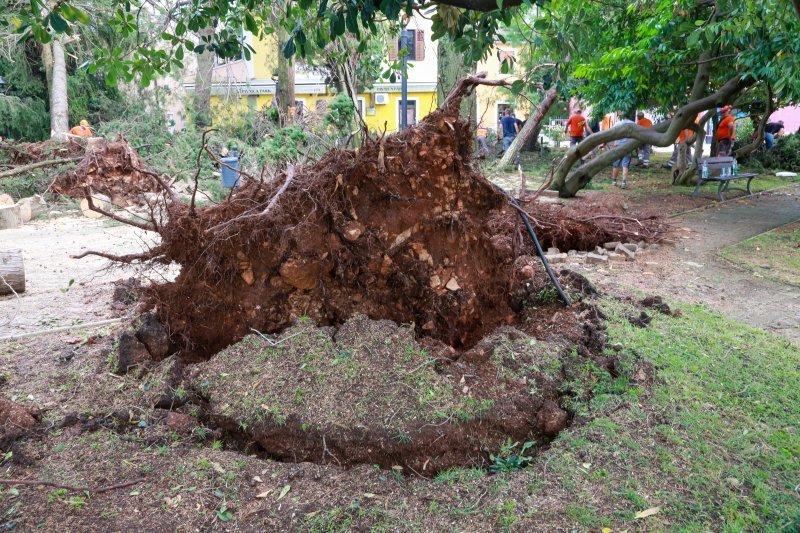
[693,156,758,201]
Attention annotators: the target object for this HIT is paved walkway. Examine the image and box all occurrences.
[673,186,800,340]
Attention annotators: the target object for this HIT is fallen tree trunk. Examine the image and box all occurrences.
[497,87,558,170]
[0,205,21,230]
[0,250,25,295]
[0,157,81,179]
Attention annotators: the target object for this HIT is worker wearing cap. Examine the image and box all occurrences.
[716,106,735,156]
[69,120,93,137]
[635,112,653,168]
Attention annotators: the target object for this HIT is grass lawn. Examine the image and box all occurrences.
[569,299,800,531]
[719,221,800,287]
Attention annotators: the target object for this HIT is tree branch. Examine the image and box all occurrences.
[1,477,145,494]
[431,0,523,11]
[735,84,774,159]
[0,157,81,179]
[553,74,754,197]
[82,186,156,232]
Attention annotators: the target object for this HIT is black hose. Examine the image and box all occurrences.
[492,184,572,307]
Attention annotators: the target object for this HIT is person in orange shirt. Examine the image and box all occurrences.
[476,123,490,158]
[716,106,735,156]
[69,120,93,137]
[635,112,653,168]
[564,109,591,147]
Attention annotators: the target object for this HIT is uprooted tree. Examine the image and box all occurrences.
[73,74,668,357]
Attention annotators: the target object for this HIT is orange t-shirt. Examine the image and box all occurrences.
[717,115,735,140]
[69,126,92,137]
[637,118,653,128]
[566,115,587,137]
[678,129,693,143]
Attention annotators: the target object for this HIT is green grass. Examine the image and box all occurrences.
[719,221,800,287]
[587,299,800,530]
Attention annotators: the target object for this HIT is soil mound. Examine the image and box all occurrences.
[52,139,159,207]
[188,315,575,474]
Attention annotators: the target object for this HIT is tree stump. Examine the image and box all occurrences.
[0,250,25,295]
[0,205,21,230]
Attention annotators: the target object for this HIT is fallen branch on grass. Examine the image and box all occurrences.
[1,477,145,494]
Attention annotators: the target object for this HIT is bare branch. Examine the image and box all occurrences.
[82,186,157,232]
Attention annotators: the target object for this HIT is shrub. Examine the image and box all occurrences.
[257,126,308,169]
[757,133,800,171]
[0,95,49,141]
[323,93,356,134]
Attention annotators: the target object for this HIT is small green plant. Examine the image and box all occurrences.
[215,503,234,522]
[393,431,412,444]
[174,387,188,401]
[211,440,223,451]
[48,488,69,503]
[66,495,87,510]
[489,439,535,474]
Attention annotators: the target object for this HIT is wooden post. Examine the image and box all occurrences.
[0,250,25,295]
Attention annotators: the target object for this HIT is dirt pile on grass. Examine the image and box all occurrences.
[51,139,160,207]
[185,313,597,474]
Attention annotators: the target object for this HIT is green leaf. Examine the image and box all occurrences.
[278,485,291,500]
[49,13,68,33]
[282,38,296,58]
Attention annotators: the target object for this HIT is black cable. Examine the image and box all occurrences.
[492,184,572,307]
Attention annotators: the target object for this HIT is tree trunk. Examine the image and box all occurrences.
[0,250,26,295]
[276,28,295,125]
[736,86,774,159]
[193,27,215,127]
[497,87,557,169]
[437,35,476,127]
[49,37,69,140]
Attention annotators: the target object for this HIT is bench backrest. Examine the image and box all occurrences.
[697,156,734,176]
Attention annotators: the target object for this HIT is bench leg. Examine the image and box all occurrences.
[746,177,754,195]
[717,180,726,201]
[692,179,704,197]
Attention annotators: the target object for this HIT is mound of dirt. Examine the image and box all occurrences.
[51,139,160,207]
[187,315,577,474]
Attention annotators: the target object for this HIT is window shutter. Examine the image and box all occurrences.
[414,30,425,61]
[389,37,399,61]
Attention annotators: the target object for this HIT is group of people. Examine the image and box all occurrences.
[476,103,790,184]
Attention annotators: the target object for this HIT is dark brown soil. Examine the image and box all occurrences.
[51,139,159,207]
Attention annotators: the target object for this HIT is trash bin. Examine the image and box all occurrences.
[220,155,240,188]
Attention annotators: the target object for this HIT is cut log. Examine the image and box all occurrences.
[0,250,25,295]
[80,193,112,219]
[0,204,21,230]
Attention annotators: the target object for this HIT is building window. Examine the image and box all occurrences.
[389,29,425,62]
[398,99,417,128]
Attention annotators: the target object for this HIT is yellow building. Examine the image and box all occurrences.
[194,17,439,133]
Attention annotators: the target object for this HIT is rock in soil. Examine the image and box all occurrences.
[0,397,38,434]
[115,332,151,374]
[136,312,171,359]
